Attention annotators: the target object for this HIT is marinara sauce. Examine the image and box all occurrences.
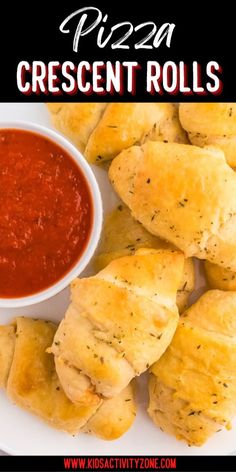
[0,129,93,298]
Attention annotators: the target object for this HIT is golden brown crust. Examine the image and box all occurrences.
[176,290,190,313]
[179,104,236,136]
[148,290,236,446]
[96,252,193,314]
[46,103,107,152]
[205,261,236,291]
[83,383,136,440]
[6,318,97,434]
[54,358,136,440]
[54,357,101,407]
[179,104,236,167]
[51,250,184,401]
[109,141,236,271]
[94,204,168,257]
[94,205,194,313]
[0,325,15,388]
[47,103,187,163]
[0,317,136,439]
[85,103,187,163]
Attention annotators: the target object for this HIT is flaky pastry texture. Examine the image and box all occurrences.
[179,104,236,167]
[51,249,184,402]
[95,204,194,313]
[109,141,236,271]
[47,103,187,163]
[0,317,136,439]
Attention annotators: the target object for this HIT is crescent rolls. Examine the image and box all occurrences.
[148,290,236,446]
[205,261,236,291]
[179,104,236,167]
[47,104,107,153]
[47,103,187,163]
[95,204,195,313]
[109,141,236,271]
[51,249,184,402]
[0,317,136,439]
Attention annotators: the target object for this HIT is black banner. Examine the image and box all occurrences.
[0,1,235,101]
[0,455,235,472]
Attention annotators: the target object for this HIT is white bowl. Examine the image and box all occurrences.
[0,121,103,308]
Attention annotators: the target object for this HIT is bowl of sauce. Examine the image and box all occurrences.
[0,122,103,307]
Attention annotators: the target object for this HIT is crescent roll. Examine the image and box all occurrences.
[47,103,187,163]
[95,204,194,313]
[109,141,236,271]
[205,261,236,291]
[179,104,236,167]
[0,317,136,439]
[51,249,184,402]
[47,103,107,153]
[148,290,236,446]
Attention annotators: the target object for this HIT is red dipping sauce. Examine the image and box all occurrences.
[0,129,93,298]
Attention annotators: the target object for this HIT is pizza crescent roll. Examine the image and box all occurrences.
[205,261,236,291]
[51,249,184,402]
[94,204,194,313]
[109,141,236,271]
[47,103,187,163]
[47,103,107,153]
[0,317,136,439]
[148,290,236,446]
[179,104,236,167]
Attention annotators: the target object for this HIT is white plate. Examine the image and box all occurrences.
[0,103,235,456]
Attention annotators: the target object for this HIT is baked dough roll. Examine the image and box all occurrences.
[109,141,236,271]
[84,103,187,163]
[0,325,15,388]
[0,317,136,439]
[83,383,136,440]
[95,204,194,313]
[179,104,236,167]
[2,318,97,433]
[54,357,136,440]
[51,249,184,401]
[47,103,187,163]
[205,261,236,291]
[148,290,236,446]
